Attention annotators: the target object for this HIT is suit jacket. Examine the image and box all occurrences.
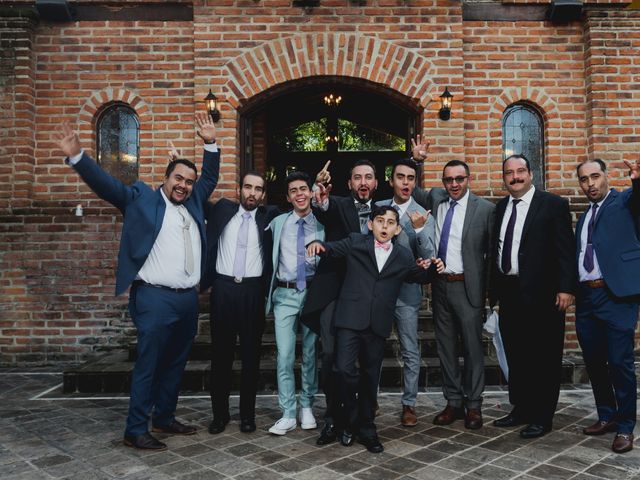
[412,185,446,213]
[200,199,279,292]
[430,190,496,308]
[70,149,220,296]
[265,211,325,314]
[325,233,435,339]
[576,179,640,300]
[375,198,435,305]
[490,189,577,308]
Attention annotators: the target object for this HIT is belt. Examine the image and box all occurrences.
[440,273,464,282]
[215,274,262,284]
[276,279,313,290]
[132,280,196,293]
[581,279,605,289]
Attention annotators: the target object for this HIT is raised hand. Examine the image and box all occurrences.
[315,160,332,186]
[196,112,216,143]
[409,210,430,229]
[314,182,332,205]
[623,159,639,180]
[55,121,82,158]
[307,241,326,257]
[410,135,430,162]
[168,140,180,161]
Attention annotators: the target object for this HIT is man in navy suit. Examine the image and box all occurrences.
[57,113,219,450]
[203,172,279,435]
[575,158,640,454]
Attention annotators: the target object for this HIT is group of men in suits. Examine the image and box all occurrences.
[59,111,639,456]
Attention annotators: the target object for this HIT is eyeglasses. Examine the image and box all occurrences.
[442,175,468,185]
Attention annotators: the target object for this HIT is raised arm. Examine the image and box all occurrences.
[192,112,220,203]
[624,159,640,219]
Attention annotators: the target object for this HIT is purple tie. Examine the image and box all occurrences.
[232,212,252,280]
[437,200,457,264]
[583,203,599,273]
[296,218,306,291]
[501,199,521,274]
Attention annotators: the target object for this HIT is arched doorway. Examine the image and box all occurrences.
[238,76,422,207]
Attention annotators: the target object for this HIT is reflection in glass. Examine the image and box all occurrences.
[97,104,139,184]
[502,103,544,189]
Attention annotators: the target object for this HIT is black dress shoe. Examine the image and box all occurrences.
[208,417,229,434]
[358,436,384,453]
[340,430,354,447]
[152,420,197,435]
[316,423,337,445]
[123,432,167,451]
[240,418,256,433]
[520,424,550,439]
[493,412,526,428]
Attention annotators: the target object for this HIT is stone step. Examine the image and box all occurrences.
[62,350,589,394]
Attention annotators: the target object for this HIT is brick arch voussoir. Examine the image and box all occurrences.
[223,33,433,108]
[78,88,151,127]
[490,88,557,123]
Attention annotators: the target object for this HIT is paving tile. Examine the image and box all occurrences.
[380,456,424,475]
[210,457,258,477]
[244,449,288,466]
[584,462,637,479]
[269,457,313,474]
[176,468,227,480]
[405,447,448,464]
[234,466,283,480]
[490,454,537,471]
[410,465,461,479]
[464,464,518,479]
[326,457,370,474]
[434,455,484,473]
[525,464,577,480]
[353,465,402,480]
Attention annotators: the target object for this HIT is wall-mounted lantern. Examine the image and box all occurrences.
[439,87,453,121]
[204,89,220,122]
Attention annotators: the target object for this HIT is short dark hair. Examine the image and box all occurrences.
[285,170,312,189]
[370,204,399,223]
[576,158,607,176]
[442,159,470,176]
[165,159,198,178]
[241,170,266,189]
[349,159,376,177]
[502,154,530,172]
[391,158,418,178]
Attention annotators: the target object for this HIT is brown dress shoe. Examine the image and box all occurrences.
[612,433,634,454]
[401,405,418,427]
[433,405,465,426]
[583,420,617,436]
[465,408,483,430]
[152,420,197,435]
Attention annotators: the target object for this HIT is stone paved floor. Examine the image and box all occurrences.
[1,371,639,480]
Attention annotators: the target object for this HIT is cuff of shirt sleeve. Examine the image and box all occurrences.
[204,143,218,152]
[67,150,84,165]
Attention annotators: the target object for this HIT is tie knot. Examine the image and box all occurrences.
[356,202,370,214]
[591,203,599,212]
[392,205,401,213]
[375,240,391,251]
[512,199,521,206]
[297,217,305,226]
[242,212,251,220]
[449,200,457,208]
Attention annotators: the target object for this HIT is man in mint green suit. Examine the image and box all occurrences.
[266,171,325,436]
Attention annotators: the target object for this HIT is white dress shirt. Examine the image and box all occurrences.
[435,190,469,274]
[498,186,535,275]
[216,205,262,278]
[578,191,609,282]
[277,212,319,282]
[374,240,393,272]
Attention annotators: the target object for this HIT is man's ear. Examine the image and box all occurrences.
[392,225,402,237]
[367,219,373,231]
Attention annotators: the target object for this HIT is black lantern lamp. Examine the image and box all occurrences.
[205,89,220,122]
[439,87,453,121]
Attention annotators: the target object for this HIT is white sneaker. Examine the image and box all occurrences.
[300,407,317,430]
[268,417,297,435]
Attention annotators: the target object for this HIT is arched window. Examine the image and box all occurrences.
[96,104,139,184]
[502,103,544,189]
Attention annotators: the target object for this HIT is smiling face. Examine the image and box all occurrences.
[239,174,266,211]
[286,179,312,215]
[162,163,197,204]
[578,161,609,203]
[368,209,401,244]
[348,165,378,203]
[442,165,470,201]
[503,156,533,199]
[390,164,417,204]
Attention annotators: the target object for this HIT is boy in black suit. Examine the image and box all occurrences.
[307,205,443,453]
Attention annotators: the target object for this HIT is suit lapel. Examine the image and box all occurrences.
[344,198,361,233]
[520,189,543,244]
[153,189,166,241]
[594,189,617,227]
[461,193,478,244]
[379,243,400,276]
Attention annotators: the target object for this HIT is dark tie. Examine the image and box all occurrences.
[437,200,457,264]
[583,203,599,273]
[296,218,306,291]
[356,202,370,235]
[501,199,521,275]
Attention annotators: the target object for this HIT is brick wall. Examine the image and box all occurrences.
[1,1,639,364]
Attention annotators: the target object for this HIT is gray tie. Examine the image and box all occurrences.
[178,207,194,276]
[233,212,252,280]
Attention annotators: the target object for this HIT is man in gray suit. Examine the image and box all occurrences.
[412,138,495,429]
[376,158,435,426]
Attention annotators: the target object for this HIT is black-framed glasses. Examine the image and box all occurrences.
[442,175,468,185]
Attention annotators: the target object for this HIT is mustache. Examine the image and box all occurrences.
[509,178,525,186]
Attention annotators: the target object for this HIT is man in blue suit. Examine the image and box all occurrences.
[575,158,640,454]
[56,113,219,450]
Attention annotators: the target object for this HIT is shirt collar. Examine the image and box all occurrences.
[592,190,611,209]
[354,198,372,208]
[238,204,257,220]
[392,196,413,215]
[448,190,469,208]
[510,185,535,205]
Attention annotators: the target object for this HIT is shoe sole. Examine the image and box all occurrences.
[123,439,167,451]
[268,425,297,435]
[151,427,197,436]
[301,422,317,430]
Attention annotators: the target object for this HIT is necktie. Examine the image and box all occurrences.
[232,212,252,280]
[375,239,391,251]
[296,218,306,291]
[583,203,599,273]
[356,202,371,234]
[178,207,194,276]
[437,200,457,264]
[501,199,521,274]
